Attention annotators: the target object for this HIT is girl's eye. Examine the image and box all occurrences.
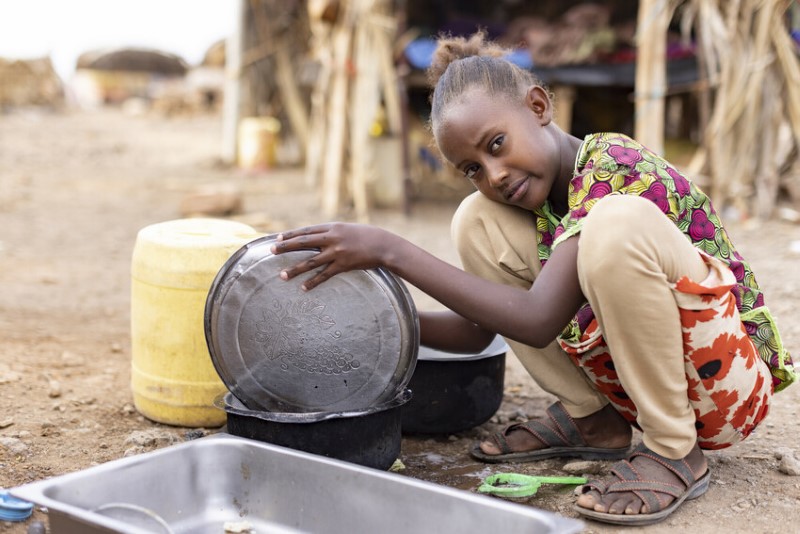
[463,164,479,179]
[490,135,504,153]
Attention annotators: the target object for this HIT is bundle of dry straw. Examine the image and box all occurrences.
[305,0,402,221]
[682,0,800,219]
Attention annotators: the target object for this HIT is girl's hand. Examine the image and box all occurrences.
[270,223,397,290]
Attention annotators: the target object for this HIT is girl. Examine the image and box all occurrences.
[271,32,794,526]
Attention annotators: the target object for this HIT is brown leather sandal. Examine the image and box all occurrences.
[574,443,711,526]
[470,402,630,463]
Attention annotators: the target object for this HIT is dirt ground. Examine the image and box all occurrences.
[1,108,800,534]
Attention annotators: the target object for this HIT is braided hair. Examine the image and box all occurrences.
[427,31,544,141]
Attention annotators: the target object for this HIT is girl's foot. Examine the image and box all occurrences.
[478,402,632,456]
[575,442,709,525]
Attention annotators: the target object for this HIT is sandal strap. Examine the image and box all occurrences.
[607,480,686,498]
[545,402,588,447]
[629,443,700,487]
[512,419,571,448]
[490,430,514,455]
[488,401,589,453]
[608,461,686,499]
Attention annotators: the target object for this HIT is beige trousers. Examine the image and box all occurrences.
[451,192,709,459]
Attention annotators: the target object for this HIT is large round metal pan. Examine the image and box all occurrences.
[205,235,419,413]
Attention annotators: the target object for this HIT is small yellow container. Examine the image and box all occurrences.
[237,116,281,170]
[130,218,261,427]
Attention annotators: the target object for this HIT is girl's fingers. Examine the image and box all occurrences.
[275,224,330,244]
[281,260,338,290]
[299,265,337,291]
[279,251,328,279]
[270,223,355,289]
[272,236,310,253]
[272,231,330,254]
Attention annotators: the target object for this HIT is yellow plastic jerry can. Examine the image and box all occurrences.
[130,218,261,426]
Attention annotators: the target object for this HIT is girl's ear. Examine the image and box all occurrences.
[526,85,552,125]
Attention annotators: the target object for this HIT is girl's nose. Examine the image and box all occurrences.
[486,162,507,188]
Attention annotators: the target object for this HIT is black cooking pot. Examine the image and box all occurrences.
[217,389,411,471]
[402,336,508,435]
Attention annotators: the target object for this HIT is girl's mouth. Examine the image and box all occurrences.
[505,177,528,202]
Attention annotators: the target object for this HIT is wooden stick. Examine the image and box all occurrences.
[349,0,380,222]
[321,2,354,217]
[634,0,672,155]
[275,43,310,148]
[552,85,575,133]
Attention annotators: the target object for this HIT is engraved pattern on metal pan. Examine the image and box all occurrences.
[205,235,419,413]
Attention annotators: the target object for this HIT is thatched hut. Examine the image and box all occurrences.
[0,57,64,109]
[71,47,189,108]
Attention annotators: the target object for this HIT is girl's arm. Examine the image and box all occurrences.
[272,222,584,349]
[419,310,496,353]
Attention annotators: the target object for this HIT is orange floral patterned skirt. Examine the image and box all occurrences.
[561,254,773,450]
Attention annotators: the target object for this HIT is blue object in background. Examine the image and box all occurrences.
[0,489,34,522]
[404,38,533,70]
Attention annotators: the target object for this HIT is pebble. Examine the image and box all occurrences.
[0,437,28,454]
[0,368,21,384]
[774,447,794,460]
[562,460,603,475]
[224,520,253,533]
[0,418,13,429]
[40,422,60,438]
[731,498,757,512]
[48,379,62,398]
[778,453,800,476]
[124,429,179,448]
[60,351,85,367]
[184,429,206,441]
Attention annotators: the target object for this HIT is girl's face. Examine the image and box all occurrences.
[435,85,563,212]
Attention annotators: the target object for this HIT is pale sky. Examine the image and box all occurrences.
[0,0,236,79]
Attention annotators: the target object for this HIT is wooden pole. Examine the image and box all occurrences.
[221,0,247,164]
[349,0,378,222]
[275,44,310,149]
[552,85,575,133]
[320,3,354,217]
[634,0,671,155]
[305,1,334,187]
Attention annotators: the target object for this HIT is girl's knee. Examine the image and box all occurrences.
[578,196,660,274]
[582,196,663,244]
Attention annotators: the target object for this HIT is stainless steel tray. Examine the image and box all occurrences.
[11,434,584,534]
[204,235,419,413]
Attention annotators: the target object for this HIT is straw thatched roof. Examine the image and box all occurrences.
[202,40,226,68]
[0,56,64,107]
[76,48,188,75]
